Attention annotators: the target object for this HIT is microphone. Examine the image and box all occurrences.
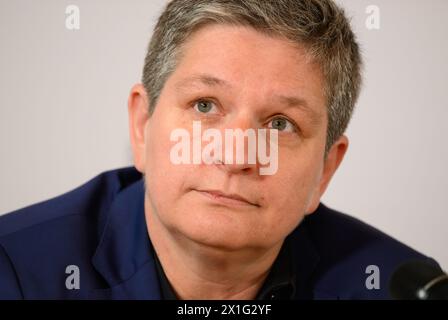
[389,260,448,300]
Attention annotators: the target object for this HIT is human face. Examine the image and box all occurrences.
[129,24,348,251]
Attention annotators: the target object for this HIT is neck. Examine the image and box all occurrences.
[145,200,283,300]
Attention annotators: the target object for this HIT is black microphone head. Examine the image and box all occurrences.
[389,260,448,300]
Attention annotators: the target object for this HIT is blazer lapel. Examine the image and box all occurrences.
[90,179,161,299]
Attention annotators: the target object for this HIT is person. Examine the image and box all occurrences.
[0,0,439,300]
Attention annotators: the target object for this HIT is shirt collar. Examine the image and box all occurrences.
[256,235,297,300]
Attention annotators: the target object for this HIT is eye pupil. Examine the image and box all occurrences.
[197,101,212,113]
[272,118,287,131]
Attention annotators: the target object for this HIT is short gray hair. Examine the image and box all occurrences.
[142,0,363,153]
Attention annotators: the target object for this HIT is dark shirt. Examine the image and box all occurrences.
[153,236,296,300]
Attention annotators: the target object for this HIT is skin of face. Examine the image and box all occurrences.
[128,24,348,261]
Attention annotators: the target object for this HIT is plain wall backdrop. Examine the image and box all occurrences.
[1,0,447,270]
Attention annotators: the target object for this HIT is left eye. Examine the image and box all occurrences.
[268,117,296,132]
[193,100,219,114]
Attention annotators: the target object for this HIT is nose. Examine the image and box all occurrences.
[215,158,257,175]
[215,114,260,175]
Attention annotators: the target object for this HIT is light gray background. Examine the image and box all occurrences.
[1,0,447,270]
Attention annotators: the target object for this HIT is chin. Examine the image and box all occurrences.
[173,214,255,251]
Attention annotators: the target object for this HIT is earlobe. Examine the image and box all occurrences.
[305,135,349,215]
[128,84,150,174]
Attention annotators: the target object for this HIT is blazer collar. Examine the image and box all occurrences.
[91,178,161,299]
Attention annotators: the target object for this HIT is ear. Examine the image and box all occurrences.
[305,135,349,214]
[128,83,150,174]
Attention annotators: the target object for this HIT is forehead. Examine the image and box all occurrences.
[178,24,321,80]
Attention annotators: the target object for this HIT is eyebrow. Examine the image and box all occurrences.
[271,94,323,126]
[174,74,233,91]
[175,73,323,124]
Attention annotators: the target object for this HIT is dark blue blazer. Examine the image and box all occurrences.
[0,167,438,299]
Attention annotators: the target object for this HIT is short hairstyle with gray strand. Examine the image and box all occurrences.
[142,0,363,154]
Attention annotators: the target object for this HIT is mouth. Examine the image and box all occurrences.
[194,189,260,208]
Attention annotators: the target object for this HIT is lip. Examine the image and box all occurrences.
[194,189,259,207]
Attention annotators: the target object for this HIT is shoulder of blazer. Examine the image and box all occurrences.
[296,203,439,299]
[0,166,143,299]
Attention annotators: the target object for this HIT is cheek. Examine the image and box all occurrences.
[264,157,321,233]
[144,116,185,205]
[265,178,308,234]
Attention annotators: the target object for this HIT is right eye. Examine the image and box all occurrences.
[193,100,219,114]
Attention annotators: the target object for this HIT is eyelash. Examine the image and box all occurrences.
[267,116,299,134]
[192,99,220,114]
[190,98,300,134]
